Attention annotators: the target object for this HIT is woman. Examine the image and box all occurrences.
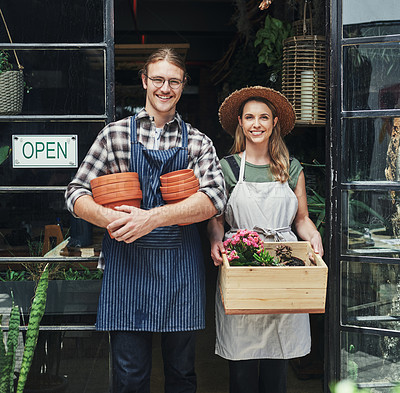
[207,86,323,393]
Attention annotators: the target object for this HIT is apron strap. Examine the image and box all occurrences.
[238,150,246,182]
[225,155,240,181]
[227,225,292,242]
[130,114,138,143]
[252,225,292,242]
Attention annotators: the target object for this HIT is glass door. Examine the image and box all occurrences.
[329,0,400,391]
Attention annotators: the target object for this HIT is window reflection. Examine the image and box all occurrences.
[342,261,400,331]
[342,190,400,256]
[0,1,104,43]
[343,43,400,111]
[0,49,105,115]
[342,117,400,182]
[0,191,104,258]
[343,0,400,38]
[341,330,400,388]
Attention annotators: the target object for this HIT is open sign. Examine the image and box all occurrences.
[12,135,78,168]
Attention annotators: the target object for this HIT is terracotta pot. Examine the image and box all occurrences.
[160,178,199,194]
[162,185,198,202]
[92,183,141,199]
[94,189,142,207]
[160,169,194,185]
[90,172,139,189]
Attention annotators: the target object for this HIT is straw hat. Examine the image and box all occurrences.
[218,86,296,137]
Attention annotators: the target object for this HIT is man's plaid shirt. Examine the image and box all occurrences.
[65,108,226,216]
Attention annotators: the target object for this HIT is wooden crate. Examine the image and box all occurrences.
[219,241,328,315]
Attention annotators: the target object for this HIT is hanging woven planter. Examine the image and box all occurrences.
[0,70,24,115]
[0,9,24,115]
[282,2,326,126]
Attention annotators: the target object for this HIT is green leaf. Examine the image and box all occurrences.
[16,264,49,393]
[0,146,10,166]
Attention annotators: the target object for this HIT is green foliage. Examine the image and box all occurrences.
[307,186,326,238]
[0,146,10,166]
[16,264,49,393]
[0,265,50,393]
[254,15,292,74]
[253,249,280,266]
[0,270,27,282]
[59,264,103,280]
[0,50,31,93]
[0,51,13,74]
[0,304,20,393]
[0,265,103,282]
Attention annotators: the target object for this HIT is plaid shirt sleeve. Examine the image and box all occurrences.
[65,118,131,215]
[186,124,227,216]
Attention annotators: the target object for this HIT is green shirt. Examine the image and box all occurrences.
[220,153,303,197]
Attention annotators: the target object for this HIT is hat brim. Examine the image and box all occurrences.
[218,86,296,137]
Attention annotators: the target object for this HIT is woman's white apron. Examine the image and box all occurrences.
[215,151,311,360]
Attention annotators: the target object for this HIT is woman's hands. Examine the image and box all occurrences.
[309,230,324,257]
[207,215,226,266]
[210,241,225,266]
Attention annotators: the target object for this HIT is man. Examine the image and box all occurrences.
[65,48,226,392]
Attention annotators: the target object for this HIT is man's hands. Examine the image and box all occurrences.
[107,205,155,243]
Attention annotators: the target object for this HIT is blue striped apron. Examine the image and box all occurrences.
[96,115,205,332]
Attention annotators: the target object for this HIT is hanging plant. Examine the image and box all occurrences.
[254,15,292,82]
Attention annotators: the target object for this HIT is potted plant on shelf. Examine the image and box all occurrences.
[0,263,51,393]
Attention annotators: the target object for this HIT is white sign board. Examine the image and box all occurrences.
[12,135,78,168]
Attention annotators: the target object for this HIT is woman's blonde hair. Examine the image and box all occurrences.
[229,97,290,183]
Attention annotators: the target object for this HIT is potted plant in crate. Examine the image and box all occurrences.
[219,230,328,315]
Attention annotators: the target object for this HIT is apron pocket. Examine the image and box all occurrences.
[135,225,182,249]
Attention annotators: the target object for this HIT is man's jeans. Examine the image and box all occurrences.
[229,358,288,393]
[110,330,197,393]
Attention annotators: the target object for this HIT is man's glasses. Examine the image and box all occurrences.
[144,74,184,90]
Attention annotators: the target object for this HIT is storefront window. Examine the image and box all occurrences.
[342,261,400,331]
[343,43,400,112]
[0,191,105,258]
[342,0,400,38]
[0,1,104,43]
[341,190,400,256]
[0,49,106,115]
[341,331,400,389]
[342,117,400,182]
[0,122,104,186]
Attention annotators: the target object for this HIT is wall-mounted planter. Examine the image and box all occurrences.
[0,280,102,316]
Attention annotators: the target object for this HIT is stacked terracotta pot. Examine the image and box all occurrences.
[160,169,199,204]
[90,172,142,209]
